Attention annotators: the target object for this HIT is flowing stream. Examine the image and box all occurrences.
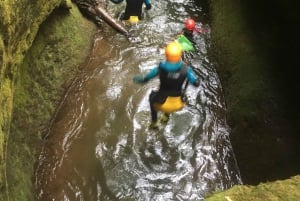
[35,0,242,200]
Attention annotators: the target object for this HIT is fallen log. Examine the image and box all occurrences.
[92,6,128,36]
[72,0,128,36]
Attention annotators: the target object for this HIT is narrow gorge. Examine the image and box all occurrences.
[0,0,299,200]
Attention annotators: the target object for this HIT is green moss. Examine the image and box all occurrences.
[205,175,300,201]
[1,0,64,198]
[0,82,13,150]
[210,1,271,124]
[207,0,300,197]
[0,79,13,200]
[0,0,97,200]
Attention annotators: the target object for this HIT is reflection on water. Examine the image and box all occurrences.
[35,0,242,200]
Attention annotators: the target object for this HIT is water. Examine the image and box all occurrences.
[35,0,242,200]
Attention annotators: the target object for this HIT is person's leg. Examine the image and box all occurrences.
[149,91,158,122]
[160,113,170,123]
[119,12,130,20]
[138,12,144,20]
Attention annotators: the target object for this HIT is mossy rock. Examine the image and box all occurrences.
[2,0,97,200]
[205,175,300,201]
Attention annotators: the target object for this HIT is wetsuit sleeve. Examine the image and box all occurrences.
[110,0,123,4]
[143,67,158,81]
[144,0,151,9]
[133,67,159,83]
[186,67,200,86]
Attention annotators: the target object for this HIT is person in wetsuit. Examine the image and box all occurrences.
[177,18,207,64]
[110,0,152,20]
[133,42,200,129]
[181,18,197,45]
[180,18,206,44]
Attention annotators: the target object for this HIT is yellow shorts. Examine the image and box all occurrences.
[154,96,185,114]
[125,16,139,24]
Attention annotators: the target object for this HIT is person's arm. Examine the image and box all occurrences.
[110,0,123,4]
[133,67,159,83]
[144,0,152,10]
[186,67,200,86]
[194,27,207,34]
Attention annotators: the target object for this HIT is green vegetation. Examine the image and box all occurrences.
[1,0,62,199]
[206,0,300,200]
[206,175,300,201]
[0,0,96,200]
[209,1,271,125]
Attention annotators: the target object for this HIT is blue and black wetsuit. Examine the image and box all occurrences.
[110,0,151,20]
[138,60,199,122]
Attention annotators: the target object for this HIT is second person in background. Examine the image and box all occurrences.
[179,18,207,45]
[110,0,152,21]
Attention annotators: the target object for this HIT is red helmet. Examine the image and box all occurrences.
[185,18,195,30]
